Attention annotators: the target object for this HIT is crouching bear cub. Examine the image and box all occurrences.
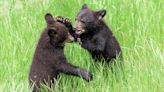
[29,13,93,92]
[74,4,122,62]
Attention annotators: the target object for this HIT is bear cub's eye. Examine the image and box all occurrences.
[80,19,85,23]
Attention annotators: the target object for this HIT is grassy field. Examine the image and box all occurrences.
[0,0,163,92]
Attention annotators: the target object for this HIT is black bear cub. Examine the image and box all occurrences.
[74,4,122,62]
[29,13,93,92]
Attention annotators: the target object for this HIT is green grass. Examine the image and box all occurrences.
[0,0,163,92]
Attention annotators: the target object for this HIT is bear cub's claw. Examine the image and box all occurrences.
[56,16,71,24]
[56,16,65,23]
[86,72,93,82]
[79,69,93,82]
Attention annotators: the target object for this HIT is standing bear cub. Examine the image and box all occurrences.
[29,13,93,92]
[74,4,122,62]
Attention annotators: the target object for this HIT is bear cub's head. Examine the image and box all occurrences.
[74,4,106,35]
[45,13,74,47]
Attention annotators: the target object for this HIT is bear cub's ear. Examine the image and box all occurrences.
[81,3,88,10]
[48,28,57,37]
[96,9,106,20]
[45,13,55,24]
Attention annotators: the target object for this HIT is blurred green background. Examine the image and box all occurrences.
[0,0,163,92]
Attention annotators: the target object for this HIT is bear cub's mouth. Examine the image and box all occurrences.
[75,29,85,35]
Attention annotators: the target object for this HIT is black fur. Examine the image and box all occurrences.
[74,4,122,62]
[29,13,93,92]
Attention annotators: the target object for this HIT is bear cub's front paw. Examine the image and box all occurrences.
[55,16,65,23]
[56,16,71,24]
